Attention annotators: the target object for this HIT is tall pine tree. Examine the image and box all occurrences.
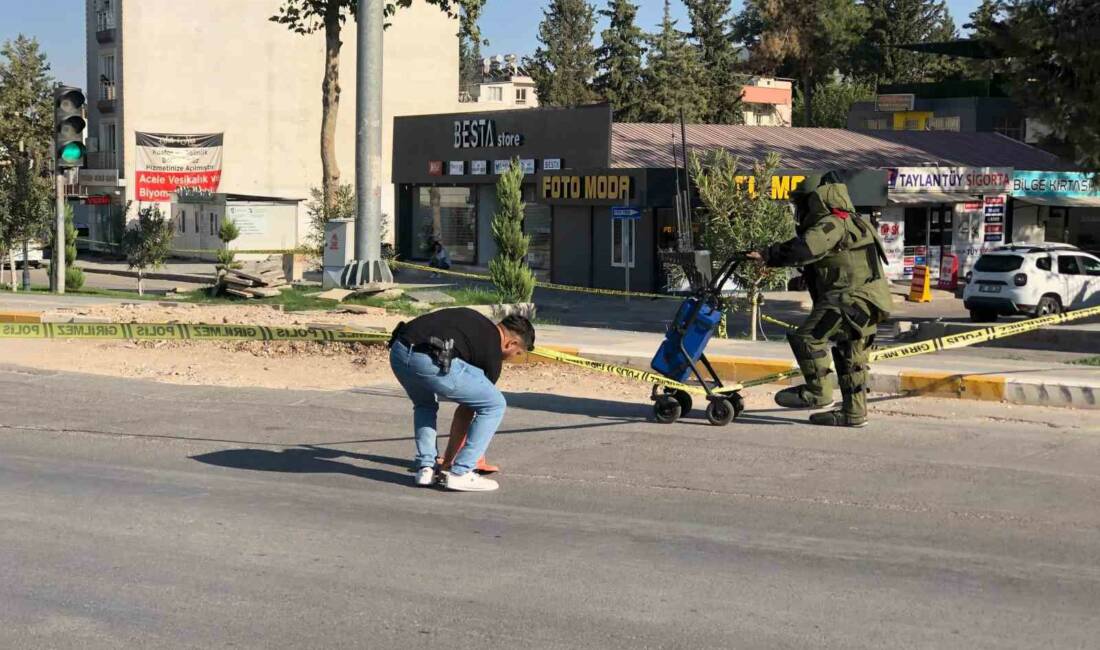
[640,0,706,122]
[684,0,741,124]
[852,0,964,85]
[735,0,867,127]
[529,0,598,107]
[594,0,646,121]
[459,32,483,100]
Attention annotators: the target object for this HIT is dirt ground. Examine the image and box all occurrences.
[3,301,778,408]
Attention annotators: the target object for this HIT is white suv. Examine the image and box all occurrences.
[962,244,1100,322]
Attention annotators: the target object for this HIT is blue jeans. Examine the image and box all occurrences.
[389,340,506,476]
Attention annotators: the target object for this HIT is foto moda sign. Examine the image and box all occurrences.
[453,118,524,149]
[135,132,223,202]
[887,167,1012,194]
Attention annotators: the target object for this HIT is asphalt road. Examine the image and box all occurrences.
[1,365,1099,649]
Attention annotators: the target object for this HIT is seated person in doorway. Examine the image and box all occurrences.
[429,241,452,278]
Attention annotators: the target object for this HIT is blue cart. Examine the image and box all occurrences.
[649,253,746,425]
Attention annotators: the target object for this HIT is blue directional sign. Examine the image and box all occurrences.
[611,206,641,220]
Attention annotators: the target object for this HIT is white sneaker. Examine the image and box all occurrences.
[415,467,435,487]
[442,470,499,492]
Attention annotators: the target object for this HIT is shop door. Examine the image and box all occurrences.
[551,205,592,287]
[522,185,552,275]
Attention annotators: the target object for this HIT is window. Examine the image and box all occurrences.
[412,187,476,263]
[928,116,961,132]
[1078,256,1100,277]
[210,212,217,235]
[178,209,186,233]
[864,118,888,130]
[1036,256,1052,271]
[975,254,1023,272]
[515,88,527,104]
[612,218,636,268]
[1057,255,1081,275]
[487,86,503,102]
[993,116,1025,141]
[99,53,116,101]
[96,0,116,30]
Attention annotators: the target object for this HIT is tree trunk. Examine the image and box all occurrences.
[320,1,343,218]
[802,75,813,127]
[137,271,144,296]
[22,239,31,290]
[748,288,760,342]
[1,249,8,290]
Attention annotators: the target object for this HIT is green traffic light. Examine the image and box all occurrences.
[59,142,84,164]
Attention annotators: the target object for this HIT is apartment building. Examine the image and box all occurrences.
[460,55,539,109]
[83,0,470,245]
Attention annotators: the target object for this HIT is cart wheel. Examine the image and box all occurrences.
[706,398,735,426]
[654,396,682,424]
[730,392,745,417]
[672,390,693,417]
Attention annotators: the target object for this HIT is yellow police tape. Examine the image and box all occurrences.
[738,304,1100,389]
[527,346,742,397]
[0,321,390,343]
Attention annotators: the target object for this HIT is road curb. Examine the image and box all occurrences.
[539,347,1098,410]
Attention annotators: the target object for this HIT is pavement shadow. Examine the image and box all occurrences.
[190,446,410,486]
[504,391,650,421]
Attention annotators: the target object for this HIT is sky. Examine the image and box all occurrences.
[0,0,983,88]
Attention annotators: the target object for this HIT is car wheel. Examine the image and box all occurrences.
[1035,295,1062,317]
[969,309,998,323]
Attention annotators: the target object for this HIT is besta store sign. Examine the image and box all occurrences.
[453,118,524,149]
[542,174,633,201]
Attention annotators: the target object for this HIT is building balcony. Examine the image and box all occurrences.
[95,11,117,43]
[97,81,117,113]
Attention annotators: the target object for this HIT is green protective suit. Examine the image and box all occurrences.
[762,176,892,424]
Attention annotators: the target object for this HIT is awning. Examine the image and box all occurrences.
[1013,195,1100,208]
[888,192,978,205]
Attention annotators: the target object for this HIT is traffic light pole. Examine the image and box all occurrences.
[341,0,392,288]
[54,171,66,295]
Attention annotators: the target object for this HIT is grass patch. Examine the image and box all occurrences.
[1067,356,1100,366]
[445,286,500,305]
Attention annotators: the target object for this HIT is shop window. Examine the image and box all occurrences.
[521,185,551,271]
[612,218,636,268]
[928,116,961,132]
[903,206,953,247]
[413,186,476,264]
[1047,207,1069,243]
[903,207,927,246]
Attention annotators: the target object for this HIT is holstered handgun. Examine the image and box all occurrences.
[427,336,456,374]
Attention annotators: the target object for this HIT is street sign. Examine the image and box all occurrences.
[611,206,641,220]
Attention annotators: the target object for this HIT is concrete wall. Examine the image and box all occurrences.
[89,0,468,244]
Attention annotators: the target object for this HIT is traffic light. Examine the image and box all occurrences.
[54,86,86,169]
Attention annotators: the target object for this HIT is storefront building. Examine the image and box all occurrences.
[880,166,1013,279]
[392,105,1080,291]
[393,106,889,292]
[1010,171,1100,256]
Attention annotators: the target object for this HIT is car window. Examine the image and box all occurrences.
[974,255,1023,272]
[1079,256,1100,277]
[1036,256,1052,271]
[1058,256,1081,275]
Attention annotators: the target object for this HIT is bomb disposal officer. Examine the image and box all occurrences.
[747,173,892,427]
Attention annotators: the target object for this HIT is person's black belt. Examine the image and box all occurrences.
[389,323,456,373]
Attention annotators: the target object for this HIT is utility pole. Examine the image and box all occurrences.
[341,0,393,288]
[54,172,65,294]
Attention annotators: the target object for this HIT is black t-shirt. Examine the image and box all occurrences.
[399,307,503,383]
